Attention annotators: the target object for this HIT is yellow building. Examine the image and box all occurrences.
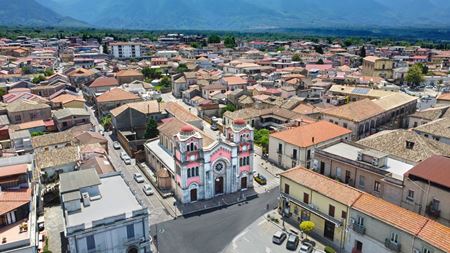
[279,167,362,251]
[362,56,394,79]
[50,94,86,109]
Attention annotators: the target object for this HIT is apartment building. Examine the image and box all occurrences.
[111,42,143,59]
[269,121,352,169]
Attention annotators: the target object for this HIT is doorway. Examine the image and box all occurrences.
[241,177,247,189]
[190,188,197,202]
[215,177,224,195]
[324,220,335,241]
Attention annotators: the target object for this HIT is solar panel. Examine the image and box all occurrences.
[352,88,370,95]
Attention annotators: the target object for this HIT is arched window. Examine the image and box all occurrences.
[190,143,194,151]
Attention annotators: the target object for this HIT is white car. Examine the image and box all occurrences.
[124,157,132,165]
[120,151,128,160]
[143,184,154,195]
[113,141,121,150]
[134,173,145,183]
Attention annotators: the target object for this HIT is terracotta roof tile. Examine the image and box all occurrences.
[352,193,428,235]
[418,220,450,252]
[271,121,351,148]
[280,167,362,206]
[406,155,450,188]
[323,99,385,122]
[90,77,119,88]
[0,164,28,178]
[96,88,140,103]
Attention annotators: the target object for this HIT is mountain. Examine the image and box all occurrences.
[10,0,450,30]
[0,0,88,27]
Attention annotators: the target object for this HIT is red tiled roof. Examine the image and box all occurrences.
[0,164,27,178]
[90,77,119,88]
[405,155,450,188]
[0,188,31,215]
[418,220,450,252]
[96,88,140,103]
[271,121,352,148]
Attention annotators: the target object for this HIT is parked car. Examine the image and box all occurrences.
[143,184,154,196]
[113,141,121,150]
[210,124,218,131]
[299,241,314,253]
[272,231,287,245]
[124,157,132,165]
[120,151,128,160]
[254,173,267,185]
[134,173,145,183]
[286,234,299,250]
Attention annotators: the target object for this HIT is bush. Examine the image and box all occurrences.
[299,221,315,233]
[324,246,336,253]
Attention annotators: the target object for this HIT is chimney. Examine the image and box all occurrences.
[312,137,315,143]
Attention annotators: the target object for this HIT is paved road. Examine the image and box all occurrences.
[87,106,173,224]
[151,187,280,253]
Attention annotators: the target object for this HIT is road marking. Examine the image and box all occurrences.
[232,229,248,249]
[265,247,272,253]
[258,219,267,226]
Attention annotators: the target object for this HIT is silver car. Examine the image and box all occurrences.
[113,141,121,150]
[143,184,154,196]
[134,173,145,183]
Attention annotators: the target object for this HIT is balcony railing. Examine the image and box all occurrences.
[352,223,366,235]
[384,239,401,252]
[426,204,441,219]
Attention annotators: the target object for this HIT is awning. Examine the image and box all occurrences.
[280,192,343,227]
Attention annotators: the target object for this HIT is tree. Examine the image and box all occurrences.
[0,87,5,97]
[359,46,366,58]
[190,42,201,49]
[142,67,162,80]
[299,221,315,234]
[292,54,301,62]
[176,63,188,73]
[44,68,54,77]
[32,75,46,84]
[317,59,324,64]
[160,76,171,88]
[100,115,112,131]
[102,44,109,54]
[406,64,425,87]
[224,36,237,48]
[156,97,163,112]
[254,129,270,153]
[208,34,221,44]
[144,118,159,139]
[223,104,236,113]
[314,45,324,54]
[21,66,32,74]
[417,63,429,75]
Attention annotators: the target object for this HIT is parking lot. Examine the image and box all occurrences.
[222,214,326,253]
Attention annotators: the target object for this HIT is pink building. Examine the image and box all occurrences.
[173,119,254,203]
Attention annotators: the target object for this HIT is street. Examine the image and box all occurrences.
[151,188,280,253]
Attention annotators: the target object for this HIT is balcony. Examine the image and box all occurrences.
[425,204,441,219]
[384,239,401,252]
[352,223,366,235]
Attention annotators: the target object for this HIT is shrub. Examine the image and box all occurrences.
[324,246,336,253]
[299,221,315,233]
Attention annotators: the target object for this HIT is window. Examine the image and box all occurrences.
[86,235,95,250]
[341,211,347,219]
[336,167,342,178]
[374,181,381,192]
[407,190,415,201]
[423,248,432,253]
[284,184,290,194]
[195,167,199,176]
[307,150,311,160]
[343,122,348,128]
[278,143,283,153]
[357,216,364,226]
[127,224,135,239]
[303,193,309,204]
[239,158,242,166]
[359,175,365,188]
[328,205,335,217]
[292,149,297,159]
[390,232,399,243]
[14,115,21,122]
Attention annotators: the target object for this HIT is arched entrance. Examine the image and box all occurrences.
[215,176,224,195]
[241,176,247,189]
[190,188,197,202]
[127,246,138,253]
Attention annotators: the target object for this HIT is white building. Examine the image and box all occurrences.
[111,43,143,59]
[60,170,151,253]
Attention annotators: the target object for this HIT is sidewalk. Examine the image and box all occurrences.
[175,188,258,216]
[265,210,328,252]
